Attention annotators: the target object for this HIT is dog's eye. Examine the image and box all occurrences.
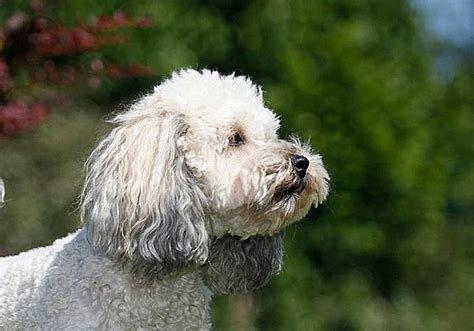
[229,132,245,147]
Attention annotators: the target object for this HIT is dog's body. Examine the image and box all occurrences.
[0,230,211,329]
[0,70,328,330]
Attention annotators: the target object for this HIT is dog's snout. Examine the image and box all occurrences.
[291,155,309,178]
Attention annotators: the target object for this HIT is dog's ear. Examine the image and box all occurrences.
[80,111,208,277]
[205,233,284,294]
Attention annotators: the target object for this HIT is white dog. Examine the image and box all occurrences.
[0,70,329,330]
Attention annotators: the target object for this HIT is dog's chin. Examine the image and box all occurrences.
[209,173,323,238]
[272,180,305,203]
[264,177,320,232]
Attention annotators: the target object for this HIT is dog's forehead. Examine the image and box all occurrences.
[155,69,280,139]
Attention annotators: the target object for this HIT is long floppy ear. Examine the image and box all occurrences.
[80,111,208,278]
[205,233,284,294]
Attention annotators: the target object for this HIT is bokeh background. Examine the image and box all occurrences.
[0,1,472,330]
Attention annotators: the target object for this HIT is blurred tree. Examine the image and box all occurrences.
[0,0,153,137]
[201,1,473,329]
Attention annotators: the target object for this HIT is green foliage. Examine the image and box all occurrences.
[1,0,472,329]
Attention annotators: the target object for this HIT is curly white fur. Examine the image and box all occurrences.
[0,178,4,207]
[0,69,329,330]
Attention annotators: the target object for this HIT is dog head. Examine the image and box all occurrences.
[80,70,329,292]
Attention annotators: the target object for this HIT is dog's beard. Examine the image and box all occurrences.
[272,173,305,203]
[196,139,328,237]
[265,169,317,226]
[207,164,321,238]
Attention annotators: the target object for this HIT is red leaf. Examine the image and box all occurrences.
[93,11,152,30]
[0,102,49,137]
[6,12,29,32]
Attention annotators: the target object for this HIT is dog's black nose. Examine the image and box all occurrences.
[291,155,309,178]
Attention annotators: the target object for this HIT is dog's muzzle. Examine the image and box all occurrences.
[273,154,309,201]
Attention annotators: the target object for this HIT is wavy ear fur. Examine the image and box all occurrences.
[205,233,284,294]
[80,111,208,277]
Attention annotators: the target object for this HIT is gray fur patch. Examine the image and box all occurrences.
[205,233,284,294]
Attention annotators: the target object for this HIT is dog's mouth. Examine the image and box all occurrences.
[273,180,305,201]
